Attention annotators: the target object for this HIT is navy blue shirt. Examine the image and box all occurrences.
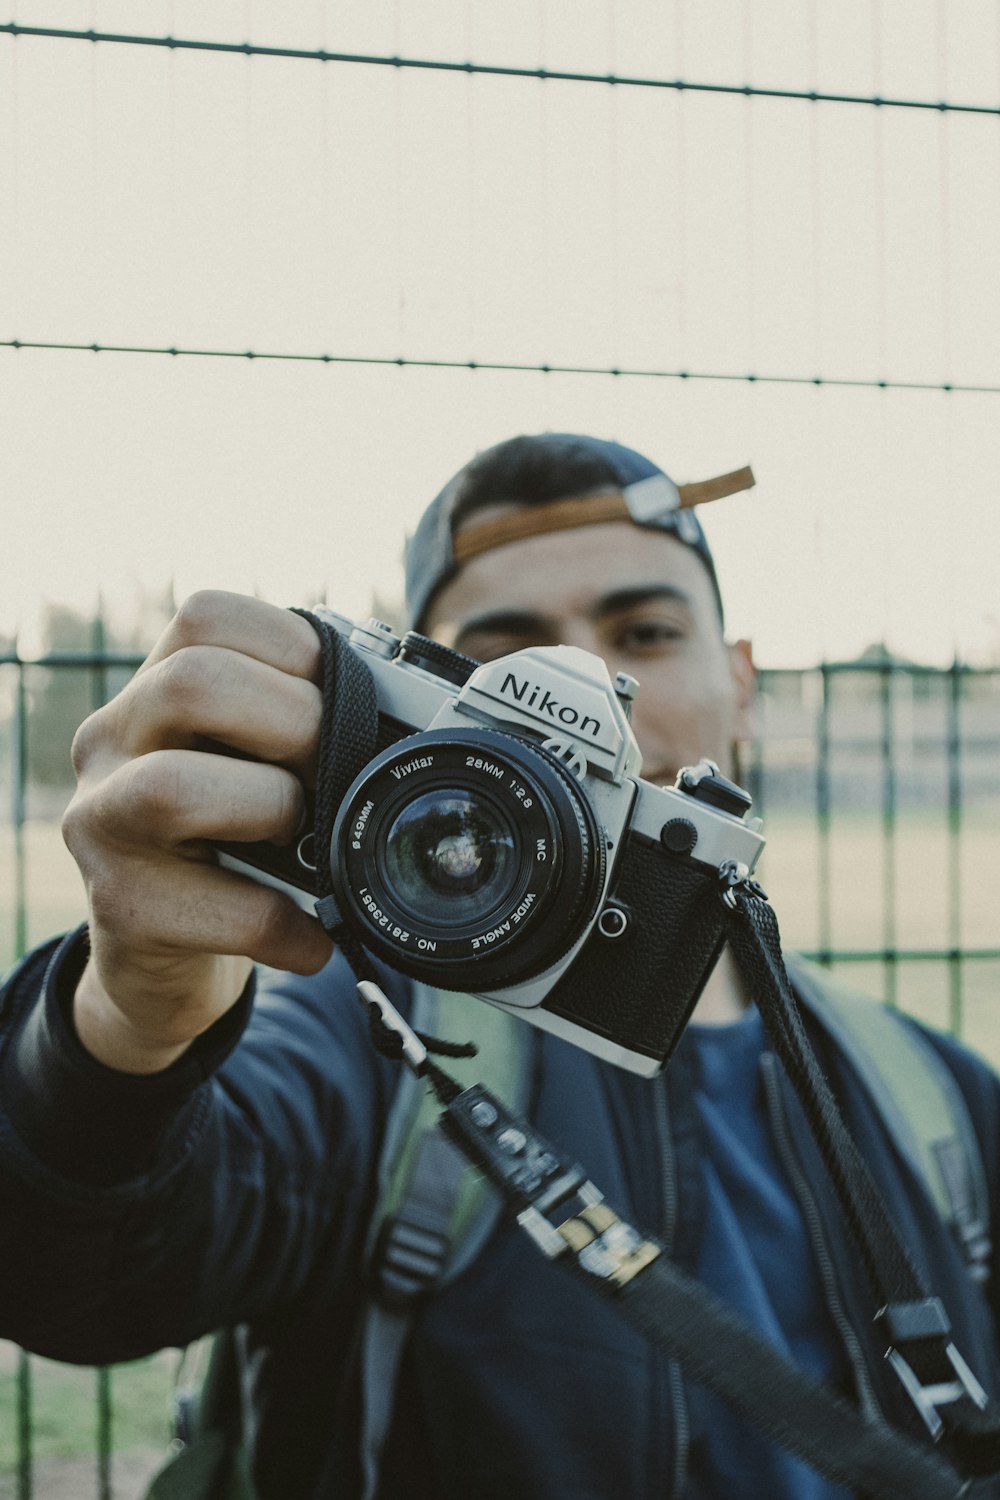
[681,1008,854,1499]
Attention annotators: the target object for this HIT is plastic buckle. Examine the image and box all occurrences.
[375,1215,451,1309]
[877,1299,990,1441]
[884,1343,989,1442]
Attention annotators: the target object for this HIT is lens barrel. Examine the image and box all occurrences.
[331,728,605,989]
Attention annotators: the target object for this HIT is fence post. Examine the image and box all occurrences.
[947,660,964,1037]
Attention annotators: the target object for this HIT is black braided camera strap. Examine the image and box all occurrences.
[292,609,476,1065]
[289,609,377,902]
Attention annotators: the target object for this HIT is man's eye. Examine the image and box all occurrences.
[617,621,684,652]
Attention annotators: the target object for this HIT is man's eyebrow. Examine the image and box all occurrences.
[454,609,554,646]
[590,584,695,621]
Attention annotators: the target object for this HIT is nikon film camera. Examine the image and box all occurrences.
[216,612,765,1076]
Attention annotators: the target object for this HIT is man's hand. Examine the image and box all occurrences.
[62,591,334,1074]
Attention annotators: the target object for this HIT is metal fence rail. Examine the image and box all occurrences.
[6,647,999,981]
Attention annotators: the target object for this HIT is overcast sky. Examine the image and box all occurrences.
[2,0,999,665]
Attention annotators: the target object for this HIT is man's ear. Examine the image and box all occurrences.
[728,638,756,742]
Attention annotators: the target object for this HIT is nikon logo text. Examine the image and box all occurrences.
[500,673,601,737]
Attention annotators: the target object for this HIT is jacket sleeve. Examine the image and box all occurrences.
[0,927,396,1365]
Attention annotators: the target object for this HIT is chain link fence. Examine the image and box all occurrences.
[2,643,999,1496]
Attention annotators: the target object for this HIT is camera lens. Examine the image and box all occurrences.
[382,789,518,926]
[332,728,606,989]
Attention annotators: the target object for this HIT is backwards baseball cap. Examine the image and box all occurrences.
[405,433,754,631]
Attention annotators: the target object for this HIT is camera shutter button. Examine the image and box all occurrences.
[660,819,698,855]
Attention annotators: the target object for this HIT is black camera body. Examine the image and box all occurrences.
[216,611,765,1075]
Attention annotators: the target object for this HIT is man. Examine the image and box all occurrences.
[0,432,997,1500]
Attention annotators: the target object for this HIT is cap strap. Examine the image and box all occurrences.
[451,465,755,565]
[677,465,755,508]
[453,493,628,564]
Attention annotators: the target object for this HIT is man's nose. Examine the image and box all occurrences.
[555,622,604,657]
[552,623,620,682]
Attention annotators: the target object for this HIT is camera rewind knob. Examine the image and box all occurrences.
[398,632,481,686]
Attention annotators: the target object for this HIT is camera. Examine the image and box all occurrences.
[215,611,765,1076]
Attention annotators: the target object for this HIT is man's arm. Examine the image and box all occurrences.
[0,592,388,1361]
[0,924,395,1364]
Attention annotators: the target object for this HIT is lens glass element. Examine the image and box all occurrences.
[382,789,519,927]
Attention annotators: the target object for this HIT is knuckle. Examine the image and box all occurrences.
[171,590,233,646]
[249,890,301,958]
[119,753,185,831]
[278,772,306,836]
[155,645,220,713]
[70,704,111,777]
[60,793,88,860]
[61,780,116,869]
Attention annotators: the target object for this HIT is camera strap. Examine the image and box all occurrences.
[721,881,1000,1470]
[292,609,1000,1495]
[357,974,986,1500]
[350,879,1000,1500]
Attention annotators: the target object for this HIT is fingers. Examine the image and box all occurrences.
[75,751,307,853]
[89,857,334,984]
[75,591,328,779]
[137,591,322,681]
[75,646,323,780]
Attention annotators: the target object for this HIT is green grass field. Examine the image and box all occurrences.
[0,1346,175,1497]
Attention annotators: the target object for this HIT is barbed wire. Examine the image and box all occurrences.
[2,339,997,395]
[2,23,998,117]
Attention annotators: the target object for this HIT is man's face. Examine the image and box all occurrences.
[424,517,755,785]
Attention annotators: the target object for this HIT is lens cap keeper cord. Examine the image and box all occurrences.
[292,610,1000,1500]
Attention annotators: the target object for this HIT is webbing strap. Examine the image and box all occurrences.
[359,1129,468,1500]
[788,954,992,1284]
[438,1077,988,1500]
[359,990,529,1497]
[612,1252,969,1500]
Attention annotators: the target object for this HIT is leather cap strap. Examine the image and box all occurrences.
[451,465,755,565]
[453,494,628,563]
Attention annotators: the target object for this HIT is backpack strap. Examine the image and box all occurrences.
[786,953,992,1285]
[359,988,531,1500]
[146,1331,255,1500]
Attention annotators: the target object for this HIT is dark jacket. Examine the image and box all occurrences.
[0,927,998,1499]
